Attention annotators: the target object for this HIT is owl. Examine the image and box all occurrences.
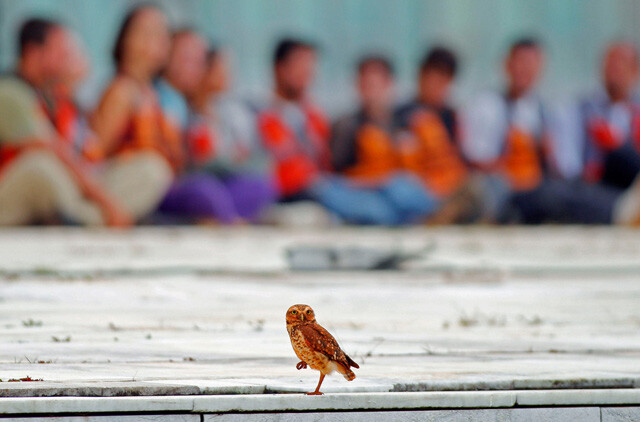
[286,304,360,395]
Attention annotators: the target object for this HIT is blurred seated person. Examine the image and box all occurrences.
[393,47,491,223]
[394,47,468,198]
[182,48,277,222]
[331,55,401,180]
[41,31,102,160]
[577,42,640,190]
[0,18,170,226]
[257,39,439,225]
[463,37,640,224]
[152,29,273,224]
[92,5,183,173]
[155,28,206,137]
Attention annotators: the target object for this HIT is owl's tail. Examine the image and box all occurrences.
[342,367,356,381]
[340,354,359,381]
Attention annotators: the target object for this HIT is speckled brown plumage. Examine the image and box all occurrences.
[286,304,359,395]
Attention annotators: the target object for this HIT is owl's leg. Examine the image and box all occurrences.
[306,373,325,395]
[296,361,308,370]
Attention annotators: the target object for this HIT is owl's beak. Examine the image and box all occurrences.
[300,314,305,321]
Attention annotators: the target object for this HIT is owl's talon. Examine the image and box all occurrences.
[306,391,323,395]
[296,361,308,370]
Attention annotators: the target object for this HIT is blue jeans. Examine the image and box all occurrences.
[309,173,440,225]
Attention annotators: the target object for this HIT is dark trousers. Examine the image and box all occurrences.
[602,143,640,189]
[509,179,622,224]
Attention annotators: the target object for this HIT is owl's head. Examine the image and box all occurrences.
[286,304,316,325]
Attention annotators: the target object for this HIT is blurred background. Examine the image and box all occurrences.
[2,0,640,115]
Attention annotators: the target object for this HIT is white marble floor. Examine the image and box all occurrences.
[0,227,639,396]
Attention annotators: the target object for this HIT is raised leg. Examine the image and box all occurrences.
[296,361,308,370]
[306,373,325,395]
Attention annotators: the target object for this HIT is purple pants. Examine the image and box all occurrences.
[158,173,276,223]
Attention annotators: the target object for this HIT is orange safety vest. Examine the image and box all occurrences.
[344,124,399,182]
[401,110,467,197]
[500,127,545,191]
[115,95,184,172]
[258,105,330,196]
[187,118,216,166]
[0,145,21,173]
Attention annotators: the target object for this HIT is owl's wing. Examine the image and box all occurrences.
[298,323,354,368]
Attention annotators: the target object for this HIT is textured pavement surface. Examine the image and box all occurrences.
[0,226,639,397]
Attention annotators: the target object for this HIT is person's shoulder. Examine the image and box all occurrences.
[0,75,36,101]
[101,75,138,103]
[0,75,55,143]
[0,75,41,117]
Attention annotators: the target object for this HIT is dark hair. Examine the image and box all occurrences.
[206,47,220,64]
[18,18,59,56]
[420,46,458,77]
[357,54,394,76]
[509,37,541,55]
[112,5,161,67]
[273,37,315,66]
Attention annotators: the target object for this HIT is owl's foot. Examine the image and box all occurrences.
[296,361,308,370]
[307,373,326,396]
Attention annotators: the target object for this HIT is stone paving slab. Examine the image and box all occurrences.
[601,407,640,421]
[204,408,601,422]
[0,408,605,422]
[0,227,640,410]
[1,390,639,416]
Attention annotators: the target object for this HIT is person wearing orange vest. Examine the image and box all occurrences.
[463,38,640,224]
[38,31,102,162]
[331,55,400,182]
[257,39,439,225]
[394,47,469,198]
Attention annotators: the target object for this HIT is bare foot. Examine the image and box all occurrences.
[296,361,307,370]
[306,391,323,395]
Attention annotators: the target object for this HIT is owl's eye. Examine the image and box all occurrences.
[306,310,312,315]
[291,310,297,315]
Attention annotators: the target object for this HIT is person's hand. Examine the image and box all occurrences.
[102,204,134,228]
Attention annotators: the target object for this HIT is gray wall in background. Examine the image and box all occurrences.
[1,0,639,115]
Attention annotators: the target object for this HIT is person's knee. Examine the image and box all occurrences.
[109,152,173,219]
[131,152,173,193]
[17,149,67,177]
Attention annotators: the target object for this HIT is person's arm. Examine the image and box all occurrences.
[91,78,135,157]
